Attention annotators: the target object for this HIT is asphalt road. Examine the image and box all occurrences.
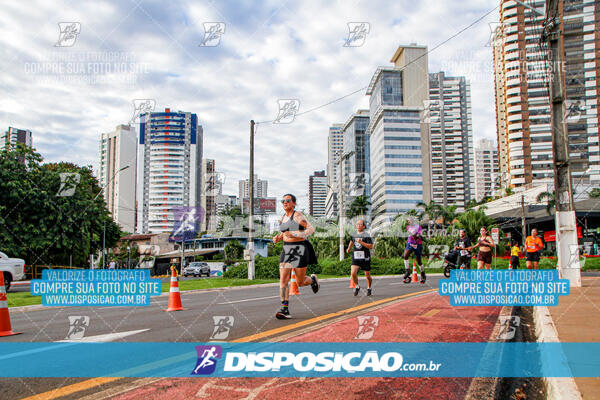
[6,275,441,343]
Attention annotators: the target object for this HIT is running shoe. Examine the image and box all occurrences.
[402,272,411,284]
[420,271,426,284]
[366,288,372,296]
[310,274,320,294]
[353,286,360,296]
[275,308,291,319]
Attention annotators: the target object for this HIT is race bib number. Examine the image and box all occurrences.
[460,250,468,256]
[410,244,418,249]
[353,251,365,260]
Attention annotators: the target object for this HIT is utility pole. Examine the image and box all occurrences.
[545,0,581,286]
[337,151,355,261]
[338,158,344,261]
[248,120,255,279]
[521,195,527,243]
[103,220,106,269]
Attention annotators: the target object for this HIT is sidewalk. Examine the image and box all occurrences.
[548,276,600,399]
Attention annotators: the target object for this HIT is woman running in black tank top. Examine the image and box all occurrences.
[273,193,320,319]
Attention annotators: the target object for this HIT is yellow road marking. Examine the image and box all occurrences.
[21,378,120,400]
[233,288,436,342]
[421,309,441,317]
[21,288,437,400]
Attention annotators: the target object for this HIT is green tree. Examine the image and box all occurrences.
[590,188,600,198]
[224,240,244,262]
[536,191,556,215]
[345,195,371,219]
[416,200,441,222]
[454,208,495,241]
[0,145,121,266]
[438,205,458,226]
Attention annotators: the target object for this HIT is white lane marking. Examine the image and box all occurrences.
[217,295,279,305]
[57,329,149,342]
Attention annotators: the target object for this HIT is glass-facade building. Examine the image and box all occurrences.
[367,68,425,230]
[342,110,371,205]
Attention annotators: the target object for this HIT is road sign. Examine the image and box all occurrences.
[491,228,499,243]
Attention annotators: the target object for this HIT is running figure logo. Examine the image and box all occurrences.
[565,99,586,123]
[210,316,234,340]
[497,316,520,340]
[57,173,81,197]
[191,345,222,375]
[273,99,300,124]
[354,316,379,339]
[343,22,370,47]
[199,22,225,47]
[170,206,204,242]
[65,316,90,340]
[130,99,156,124]
[55,22,81,47]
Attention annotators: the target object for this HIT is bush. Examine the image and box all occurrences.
[222,256,321,279]
[224,240,244,262]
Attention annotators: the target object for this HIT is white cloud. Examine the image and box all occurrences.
[0,0,499,213]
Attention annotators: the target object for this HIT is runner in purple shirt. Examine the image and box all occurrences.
[402,224,426,284]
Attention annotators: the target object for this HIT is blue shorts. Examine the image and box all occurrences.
[405,243,423,257]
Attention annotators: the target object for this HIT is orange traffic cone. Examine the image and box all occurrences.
[165,267,185,311]
[349,278,356,289]
[290,270,300,295]
[460,264,464,270]
[411,263,419,283]
[0,273,21,336]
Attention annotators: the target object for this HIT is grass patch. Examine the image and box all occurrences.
[160,278,277,292]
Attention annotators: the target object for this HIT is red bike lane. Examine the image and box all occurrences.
[113,293,501,400]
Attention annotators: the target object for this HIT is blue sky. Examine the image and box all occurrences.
[0,0,499,212]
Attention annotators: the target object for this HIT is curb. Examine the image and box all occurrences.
[532,306,583,400]
[464,305,513,400]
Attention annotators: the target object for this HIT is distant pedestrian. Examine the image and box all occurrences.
[470,227,495,269]
[273,193,320,319]
[346,219,374,296]
[525,229,544,269]
[510,239,521,269]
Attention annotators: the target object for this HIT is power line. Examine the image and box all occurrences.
[256,5,499,124]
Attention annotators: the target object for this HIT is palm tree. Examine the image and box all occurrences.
[346,195,371,219]
[465,199,479,210]
[416,200,441,222]
[536,191,555,215]
[455,209,495,240]
[439,205,458,226]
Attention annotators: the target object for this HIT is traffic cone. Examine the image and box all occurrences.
[349,278,356,288]
[460,264,464,270]
[290,270,300,295]
[0,273,21,336]
[411,263,419,283]
[164,267,185,311]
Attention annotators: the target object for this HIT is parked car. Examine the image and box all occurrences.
[182,262,211,277]
[0,251,26,292]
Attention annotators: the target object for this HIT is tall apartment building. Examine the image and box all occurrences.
[215,194,237,215]
[201,159,217,232]
[493,0,600,191]
[325,124,344,217]
[99,124,137,232]
[309,170,328,217]
[239,175,268,213]
[342,110,371,201]
[1,127,32,151]
[428,72,475,210]
[474,139,499,201]
[366,44,432,231]
[136,108,203,234]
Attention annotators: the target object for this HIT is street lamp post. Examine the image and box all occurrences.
[127,246,131,269]
[99,165,130,270]
[337,151,355,261]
